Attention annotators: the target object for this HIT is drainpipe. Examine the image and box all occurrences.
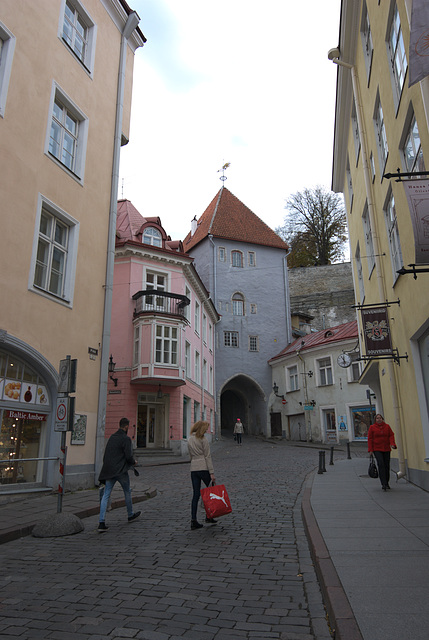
[208,234,219,439]
[283,250,293,345]
[95,11,140,482]
[329,51,406,479]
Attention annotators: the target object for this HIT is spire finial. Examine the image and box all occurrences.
[217,162,230,182]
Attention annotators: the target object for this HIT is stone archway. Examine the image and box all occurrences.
[219,374,266,437]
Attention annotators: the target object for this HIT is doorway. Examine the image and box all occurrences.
[323,408,337,443]
[137,404,158,448]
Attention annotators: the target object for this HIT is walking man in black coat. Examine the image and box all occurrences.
[98,417,141,531]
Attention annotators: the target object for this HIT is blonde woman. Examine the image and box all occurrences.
[188,420,216,529]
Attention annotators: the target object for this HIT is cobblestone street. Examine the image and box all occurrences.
[0,437,336,640]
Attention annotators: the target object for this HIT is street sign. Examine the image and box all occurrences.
[304,405,314,411]
[58,358,77,394]
[55,397,69,432]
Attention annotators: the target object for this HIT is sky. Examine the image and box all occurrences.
[119,0,342,243]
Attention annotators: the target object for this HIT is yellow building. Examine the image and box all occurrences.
[330,0,429,489]
[0,0,144,493]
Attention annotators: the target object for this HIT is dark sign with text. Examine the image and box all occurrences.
[361,307,393,356]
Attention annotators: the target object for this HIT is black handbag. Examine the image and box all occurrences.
[368,454,378,479]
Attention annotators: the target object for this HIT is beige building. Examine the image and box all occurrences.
[0,0,144,492]
[330,0,429,489]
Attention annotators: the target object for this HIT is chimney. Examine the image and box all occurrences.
[191,216,198,236]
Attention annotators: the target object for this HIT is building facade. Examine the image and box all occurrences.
[330,0,429,488]
[106,200,218,453]
[183,187,291,438]
[0,0,144,492]
[269,321,371,444]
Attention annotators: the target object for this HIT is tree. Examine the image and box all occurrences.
[276,186,348,267]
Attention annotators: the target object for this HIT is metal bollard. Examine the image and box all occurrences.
[318,450,325,474]
[329,446,334,465]
[346,442,351,459]
[322,450,326,472]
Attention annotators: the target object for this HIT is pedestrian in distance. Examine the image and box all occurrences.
[368,413,397,491]
[188,420,216,530]
[98,417,141,531]
[234,418,244,445]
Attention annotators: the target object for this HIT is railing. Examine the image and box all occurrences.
[132,290,190,318]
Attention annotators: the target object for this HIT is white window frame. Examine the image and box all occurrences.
[286,364,299,392]
[248,251,256,267]
[203,359,207,390]
[374,93,389,173]
[346,157,354,212]
[249,335,259,352]
[144,269,168,311]
[386,2,407,110]
[194,300,200,335]
[29,195,79,306]
[209,365,213,394]
[184,286,191,322]
[250,303,257,314]
[0,21,16,118]
[360,2,374,82]
[231,250,243,267]
[362,202,375,277]
[348,353,362,382]
[133,325,140,366]
[202,313,207,344]
[355,243,365,303]
[185,341,191,378]
[155,325,178,366]
[59,0,97,75]
[45,83,88,182]
[195,351,200,384]
[219,247,226,262]
[401,109,425,174]
[351,99,361,164]
[369,151,376,183]
[232,292,245,316]
[317,357,333,387]
[384,188,403,281]
[143,227,162,247]
[208,323,213,351]
[224,331,239,348]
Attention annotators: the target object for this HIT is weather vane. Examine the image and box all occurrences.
[217,162,230,182]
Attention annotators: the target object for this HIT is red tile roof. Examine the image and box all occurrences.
[183,187,288,251]
[269,320,358,363]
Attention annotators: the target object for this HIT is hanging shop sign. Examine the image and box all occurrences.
[7,410,47,421]
[361,307,393,357]
[403,179,429,265]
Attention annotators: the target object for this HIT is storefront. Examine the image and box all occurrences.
[0,349,52,487]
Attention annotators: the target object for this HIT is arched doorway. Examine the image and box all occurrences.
[219,374,266,436]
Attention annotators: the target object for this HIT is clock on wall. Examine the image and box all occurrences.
[337,353,352,368]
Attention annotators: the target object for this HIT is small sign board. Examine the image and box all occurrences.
[55,397,69,432]
[304,405,314,411]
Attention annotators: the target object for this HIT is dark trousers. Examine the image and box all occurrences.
[235,432,242,444]
[191,470,211,520]
[374,450,391,487]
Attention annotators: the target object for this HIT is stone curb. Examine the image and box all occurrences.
[0,486,157,546]
[301,480,364,640]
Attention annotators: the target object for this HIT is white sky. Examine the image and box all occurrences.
[119,0,342,242]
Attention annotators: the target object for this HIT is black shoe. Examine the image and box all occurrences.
[382,485,387,491]
[386,484,391,489]
[98,522,108,532]
[128,511,141,522]
[205,518,217,524]
[191,520,203,530]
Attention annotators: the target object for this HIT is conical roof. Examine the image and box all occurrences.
[183,187,288,251]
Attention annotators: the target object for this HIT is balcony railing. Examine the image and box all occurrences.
[132,290,190,318]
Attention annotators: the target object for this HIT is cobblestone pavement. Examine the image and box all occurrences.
[0,437,341,640]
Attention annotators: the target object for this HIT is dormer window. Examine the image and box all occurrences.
[143,227,162,247]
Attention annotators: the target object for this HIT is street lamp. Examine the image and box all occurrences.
[108,355,118,387]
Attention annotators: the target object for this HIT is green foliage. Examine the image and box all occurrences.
[276,186,348,267]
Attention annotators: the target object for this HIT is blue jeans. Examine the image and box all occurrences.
[191,470,211,520]
[99,472,133,522]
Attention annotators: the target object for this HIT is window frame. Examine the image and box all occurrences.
[248,251,256,267]
[248,335,259,352]
[218,247,226,262]
[386,2,407,110]
[194,300,200,335]
[384,188,403,282]
[59,0,97,75]
[348,353,362,383]
[286,364,299,392]
[362,202,376,277]
[0,20,16,118]
[29,194,79,306]
[360,1,374,82]
[224,331,239,348]
[317,357,333,387]
[355,242,365,303]
[155,325,178,366]
[143,227,162,247]
[400,108,425,174]
[232,292,245,316]
[194,351,200,384]
[373,93,389,173]
[45,83,88,182]
[231,250,243,268]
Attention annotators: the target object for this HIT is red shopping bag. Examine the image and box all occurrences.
[200,483,232,519]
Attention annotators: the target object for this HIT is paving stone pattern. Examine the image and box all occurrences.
[0,438,337,640]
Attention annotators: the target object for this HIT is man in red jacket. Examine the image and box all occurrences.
[368,414,397,491]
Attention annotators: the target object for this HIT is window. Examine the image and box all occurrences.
[185,341,191,377]
[145,271,166,310]
[384,189,403,278]
[133,326,140,366]
[184,286,191,321]
[219,247,226,262]
[346,158,354,211]
[232,292,245,316]
[208,323,213,351]
[250,303,257,314]
[203,359,207,390]
[317,357,333,386]
[60,0,96,73]
[355,243,365,303]
[195,351,200,384]
[202,313,207,344]
[361,2,374,81]
[224,331,239,347]
[286,365,299,392]
[209,365,213,394]
[362,202,375,276]
[248,251,256,267]
[351,99,361,163]
[369,152,376,182]
[348,353,362,382]
[194,401,200,423]
[155,326,177,365]
[374,94,388,172]
[195,301,200,334]
[387,3,407,107]
[249,335,259,352]
[231,250,243,267]
[402,113,425,173]
[46,84,88,180]
[30,197,79,304]
[143,227,162,247]
[0,21,16,118]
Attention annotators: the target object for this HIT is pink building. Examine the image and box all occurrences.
[105,200,219,453]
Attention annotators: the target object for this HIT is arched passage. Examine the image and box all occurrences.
[219,374,266,436]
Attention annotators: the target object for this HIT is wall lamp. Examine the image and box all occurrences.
[272,382,285,399]
[157,384,163,399]
[108,355,118,387]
